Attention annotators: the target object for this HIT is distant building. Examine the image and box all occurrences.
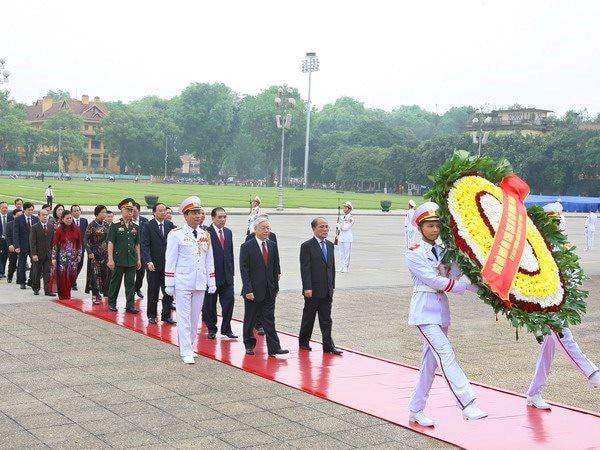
[178,153,200,174]
[578,124,600,131]
[24,95,119,173]
[466,108,555,136]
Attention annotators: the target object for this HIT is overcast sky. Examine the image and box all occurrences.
[2,0,599,117]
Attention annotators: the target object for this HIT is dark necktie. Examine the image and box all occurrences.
[320,240,327,261]
[261,241,268,265]
[159,222,164,237]
[192,229,197,239]
[27,217,31,229]
[1,215,5,238]
[219,229,225,249]
[431,246,438,260]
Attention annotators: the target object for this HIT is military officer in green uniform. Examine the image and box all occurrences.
[107,198,142,313]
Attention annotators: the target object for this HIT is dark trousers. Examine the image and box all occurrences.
[47,196,53,208]
[135,265,145,292]
[75,249,84,282]
[242,297,281,353]
[16,251,30,285]
[108,265,136,309]
[7,252,17,280]
[146,269,173,319]
[202,283,234,334]
[299,296,335,350]
[0,239,7,275]
[31,257,51,293]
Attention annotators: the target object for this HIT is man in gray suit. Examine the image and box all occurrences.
[30,209,55,296]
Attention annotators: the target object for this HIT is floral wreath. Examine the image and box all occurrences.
[426,150,587,337]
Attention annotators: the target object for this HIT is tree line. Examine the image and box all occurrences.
[1,86,599,195]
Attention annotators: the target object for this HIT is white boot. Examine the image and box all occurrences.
[182,355,195,364]
[462,403,488,420]
[526,393,551,410]
[408,410,435,427]
[589,371,600,388]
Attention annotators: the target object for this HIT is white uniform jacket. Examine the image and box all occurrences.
[337,213,354,243]
[585,212,597,231]
[406,240,471,327]
[165,224,216,291]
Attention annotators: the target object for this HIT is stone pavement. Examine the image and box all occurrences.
[0,213,598,448]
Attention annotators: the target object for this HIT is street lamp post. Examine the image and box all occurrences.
[275,84,296,211]
[57,129,62,174]
[301,52,319,189]
[0,58,9,85]
[472,109,491,156]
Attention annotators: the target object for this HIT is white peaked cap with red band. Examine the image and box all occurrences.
[411,201,440,228]
[543,201,563,217]
[179,196,202,214]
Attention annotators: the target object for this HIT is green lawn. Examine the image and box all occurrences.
[0,178,421,210]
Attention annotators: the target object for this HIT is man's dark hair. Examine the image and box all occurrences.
[70,204,80,212]
[134,202,141,211]
[12,209,22,217]
[94,205,107,216]
[211,207,226,218]
[14,198,22,205]
[152,202,165,213]
[23,202,34,210]
[41,204,51,210]
[0,201,8,207]
[311,216,327,229]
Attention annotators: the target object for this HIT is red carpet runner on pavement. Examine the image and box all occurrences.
[56,298,600,449]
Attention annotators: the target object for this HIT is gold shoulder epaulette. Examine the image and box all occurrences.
[408,244,420,251]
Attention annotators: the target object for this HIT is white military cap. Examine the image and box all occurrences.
[343,201,353,210]
[180,196,202,214]
[408,200,416,208]
[411,201,440,228]
[542,202,563,218]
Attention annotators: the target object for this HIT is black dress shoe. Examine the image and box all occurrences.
[72,284,78,291]
[33,290,39,295]
[7,278,12,283]
[125,308,140,314]
[268,349,289,356]
[299,344,312,351]
[324,348,344,355]
[20,284,26,290]
[256,327,265,336]
[162,318,177,325]
[207,332,216,339]
[45,292,56,297]
[136,290,144,298]
[109,306,118,311]
[170,305,176,311]
[92,295,101,304]
[245,348,255,355]
[222,332,238,339]
[148,317,157,324]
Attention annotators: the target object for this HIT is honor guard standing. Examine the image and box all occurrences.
[525,203,600,410]
[336,201,354,273]
[164,197,216,364]
[107,198,142,313]
[404,200,417,248]
[584,210,597,251]
[406,202,486,427]
[247,196,261,235]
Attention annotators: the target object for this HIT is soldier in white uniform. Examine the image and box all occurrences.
[526,203,600,409]
[336,201,354,273]
[247,196,261,235]
[584,210,597,251]
[406,201,487,427]
[404,200,417,248]
[165,197,217,364]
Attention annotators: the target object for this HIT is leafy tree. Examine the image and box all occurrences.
[43,110,86,170]
[0,92,28,169]
[336,146,390,189]
[45,90,72,100]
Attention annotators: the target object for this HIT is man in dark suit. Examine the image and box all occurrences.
[71,205,88,290]
[133,202,149,299]
[30,209,55,296]
[141,203,176,325]
[0,201,9,278]
[13,202,39,289]
[299,217,343,355]
[5,209,21,283]
[203,207,236,339]
[239,217,287,356]
[245,214,278,336]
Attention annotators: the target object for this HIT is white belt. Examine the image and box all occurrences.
[413,286,442,294]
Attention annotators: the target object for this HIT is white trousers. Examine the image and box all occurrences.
[405,227,416,248]
[176,289,206,357]
[585,229,595,250]
[339,242,352,270]
[409,324,476,412]
[527,328,598,396]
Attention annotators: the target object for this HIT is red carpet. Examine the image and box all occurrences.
[55,298,600,449]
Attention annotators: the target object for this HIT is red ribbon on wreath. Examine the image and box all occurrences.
[481,175,530,308]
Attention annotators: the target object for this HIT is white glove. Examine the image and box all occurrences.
[207,286,217,294]
[467,284,479,293]
[165,286,175,296]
